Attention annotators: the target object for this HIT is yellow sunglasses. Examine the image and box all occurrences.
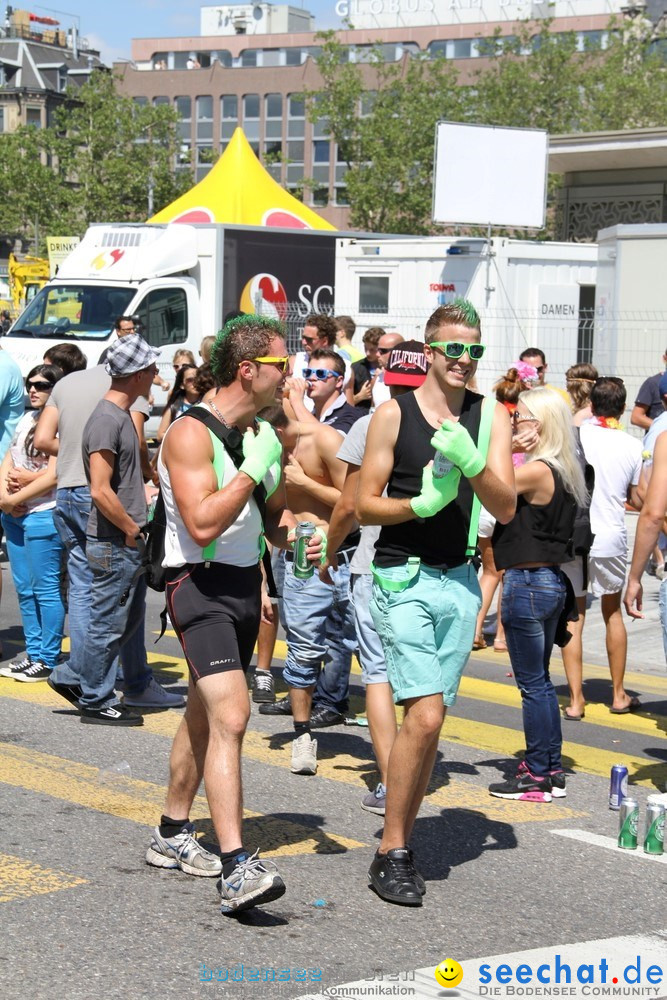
[253,356,289,373]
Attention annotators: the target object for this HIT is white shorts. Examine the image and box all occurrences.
[478,506,496,540]
[588,554,626,597]
[561,555,587,598]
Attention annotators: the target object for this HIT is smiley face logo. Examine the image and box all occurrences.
[435,959,464,989]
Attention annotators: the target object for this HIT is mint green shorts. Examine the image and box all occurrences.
[370,562,481,706]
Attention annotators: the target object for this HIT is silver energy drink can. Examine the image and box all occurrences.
[432,452,454,479]
[609,764,628,810]
[644,799,665,856]
[293,521,316,579]
[618,797,639,850]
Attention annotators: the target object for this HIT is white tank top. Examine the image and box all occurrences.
[157,406,280,568]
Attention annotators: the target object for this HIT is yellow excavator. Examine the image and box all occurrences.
[1,253,50,318]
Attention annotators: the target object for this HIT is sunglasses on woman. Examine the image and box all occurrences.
[27,380,53,392]
[303,367,340,381]
[429,341,486,361]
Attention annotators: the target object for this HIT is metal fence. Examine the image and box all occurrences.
[261,300,667,438]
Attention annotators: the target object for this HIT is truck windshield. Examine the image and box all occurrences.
[8,284,136,340]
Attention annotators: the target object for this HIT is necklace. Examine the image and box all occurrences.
[208,398,231,428]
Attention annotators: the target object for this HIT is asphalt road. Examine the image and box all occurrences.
[0,519,665,1000]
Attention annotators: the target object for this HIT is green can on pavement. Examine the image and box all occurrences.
[644,798,665,856]
[618,798,639,850]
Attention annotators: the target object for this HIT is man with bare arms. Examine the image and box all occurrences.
[259,392,357,775]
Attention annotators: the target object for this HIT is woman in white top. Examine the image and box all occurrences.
[0,364,65,682]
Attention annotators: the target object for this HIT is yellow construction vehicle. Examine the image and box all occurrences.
[7,253,50,317]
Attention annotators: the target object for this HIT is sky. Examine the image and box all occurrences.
[28,1,343,65]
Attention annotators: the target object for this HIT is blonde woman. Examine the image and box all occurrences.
[489,388,587,803]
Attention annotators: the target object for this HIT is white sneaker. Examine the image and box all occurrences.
[290,732,317,775]
[146,822,221,877]
[218,850,285,915]
[123,678,185,708]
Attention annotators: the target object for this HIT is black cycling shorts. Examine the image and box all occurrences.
[165,561,261,682]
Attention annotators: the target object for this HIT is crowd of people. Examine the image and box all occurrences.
[0,304,661,917]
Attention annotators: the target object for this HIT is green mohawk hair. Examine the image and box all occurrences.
[451,298,480,329]
[214,313,286,351]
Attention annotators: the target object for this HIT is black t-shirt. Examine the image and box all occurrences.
[635,372,664,421]
[492,465,577,570]
[374,390,484,569]
[351,358,379,412]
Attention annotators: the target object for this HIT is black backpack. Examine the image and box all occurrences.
[142,407,272,593]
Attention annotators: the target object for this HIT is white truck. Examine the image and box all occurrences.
[334,235,598,393]
[2,221,341,381]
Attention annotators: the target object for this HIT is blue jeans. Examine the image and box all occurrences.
[282,552,358,713]
[77,538,146,709]
[51,487,151,699]
[2,508,65,668]
[501,567,566,777]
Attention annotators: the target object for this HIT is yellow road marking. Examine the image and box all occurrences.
[0,742,363,857]
[0,852,87,903]
[1,673,664,790]
[140,713,584,822]
[456,675,666,739]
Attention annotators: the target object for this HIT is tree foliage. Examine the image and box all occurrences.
[306,22,667,235]
[0,70,192,249]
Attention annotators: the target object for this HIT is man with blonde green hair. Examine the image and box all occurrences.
[356,300,515,906]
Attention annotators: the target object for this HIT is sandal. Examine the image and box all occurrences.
[472,635,487,650]
[493,640,508,652]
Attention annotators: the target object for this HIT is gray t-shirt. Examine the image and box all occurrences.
[82,399,146,539]
[47,365,150,489]
[336,414,379,575]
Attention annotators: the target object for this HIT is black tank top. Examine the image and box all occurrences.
[492,464,576,570]
[374,389,484,569]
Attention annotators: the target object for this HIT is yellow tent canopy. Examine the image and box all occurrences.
[149,127,336,230]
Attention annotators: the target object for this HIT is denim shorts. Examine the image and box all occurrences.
[350,573,387,685]
[370,561,481,705]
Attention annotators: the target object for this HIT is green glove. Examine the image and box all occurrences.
[410,464,461,519]
[431,420,485,479]
[240,422,283,485]
[313,526,328,567]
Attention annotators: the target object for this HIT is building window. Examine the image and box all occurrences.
[152,96,169,107]
[133,96,148,108]
[221,95,238,147]
[359,276,389,313]
[335,186,349,206]
[288,95,305,139]
[263,49,281,67]
[240,49,258,67]
[196,95,213,141]
[313,140,330,164]
[243,93,260,141]
[152,52,168,69]
[26,107,42,128]
[0,107,4,133]
[285,48,302,66]
[312,186,329,207]
[175,96,192,143]
[58,67,67,92]
[264,93,282,140]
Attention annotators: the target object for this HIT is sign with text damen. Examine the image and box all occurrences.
[536,284,580,370]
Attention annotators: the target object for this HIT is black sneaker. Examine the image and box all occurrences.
[0,654,32,679]
[488,772,552,803]
[259,695,292,716]
[47,675,83,706]
[14,661,51,683]
[368,848,423,906]
[309,705,345,729]
[80,704,144,726]
[550,770,567,799]
[407,848,426,895]
[251,671,276,704]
